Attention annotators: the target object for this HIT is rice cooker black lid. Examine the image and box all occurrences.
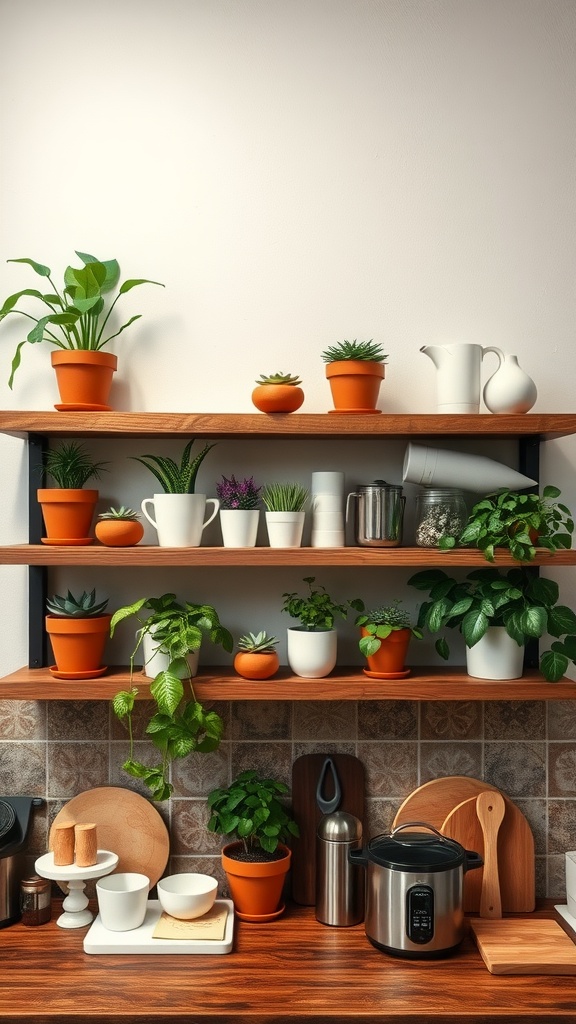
[367,828,465,872]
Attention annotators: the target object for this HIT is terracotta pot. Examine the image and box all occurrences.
[95,519,144,547]
[326,360,384,413]
[233,650,280,680]
[46,613,111,677]
[37,489,99,543]
[222,842,291,919]
[51,350,117,410]
[361,626,411,678]
[251,384,304,413]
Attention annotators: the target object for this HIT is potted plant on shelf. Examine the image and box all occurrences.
[354,600,423,678]
[95,506,144,547]
[233,631,280,680]
[134,438,218,547]
[321,339,388,414]
[281,575,362,678]
[0,250,164,408]
[408,566,576,681]
[46,588,111,679]
[251,372,304,414]
[38,441,108,544]
[111,593,232,802]
[206,769,300,920]
[437,486,574,563]
[216,474,261,548]
[261,481,309,548]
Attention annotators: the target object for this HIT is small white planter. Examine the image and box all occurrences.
[265,511,305,548]
[141,493,219,547]
[465,627,524,680]
[141,629,199,680]
[287,627,337,678]
[219,509,259,548]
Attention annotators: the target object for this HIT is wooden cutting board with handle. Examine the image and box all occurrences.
[393,775,499,831]
[471,919,576,974]
[291,752,365,905]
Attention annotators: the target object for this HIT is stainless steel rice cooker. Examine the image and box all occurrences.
[0,796,44,928]
[349,822,483,958]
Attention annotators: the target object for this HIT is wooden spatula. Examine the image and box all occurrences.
[476,791,505,918]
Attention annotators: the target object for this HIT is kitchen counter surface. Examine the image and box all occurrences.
[1,901,575,1023]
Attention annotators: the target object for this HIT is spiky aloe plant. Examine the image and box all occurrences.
[321,339,387,363]
[46,589,109,617]
[255,372,302,386]
[237,631,279,653]
[132,439,215,494]
[261,482,308,512]
[98,505,141,521]
[44,441,108,489]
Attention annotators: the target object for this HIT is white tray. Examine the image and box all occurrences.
[555,905,576,934]
[83,899,234,954]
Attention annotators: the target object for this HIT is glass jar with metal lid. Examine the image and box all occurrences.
[414,488,468,547]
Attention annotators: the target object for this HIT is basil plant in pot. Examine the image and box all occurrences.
[135,438,218,547]
[409,567,576,682]
[281,576,362,678]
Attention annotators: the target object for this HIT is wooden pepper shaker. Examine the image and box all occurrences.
[52,822,75,866]
[74,823,98,867]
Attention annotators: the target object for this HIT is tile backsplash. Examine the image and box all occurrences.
[1,697,574,900]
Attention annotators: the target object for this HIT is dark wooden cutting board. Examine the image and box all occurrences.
[290,752,365,905]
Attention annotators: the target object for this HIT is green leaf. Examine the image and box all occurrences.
[112,688,137,719]
[547,605,576,636]
[0,288,46,318]
[461,608,489,647]
[540,649,568,682]
[8,257,51,276]
[435,637,450,660]
[119,277,165,294]
[150,669,184,716]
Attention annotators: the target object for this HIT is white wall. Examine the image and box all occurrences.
[1,0,575,673]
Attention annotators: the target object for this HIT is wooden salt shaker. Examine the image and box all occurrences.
[52,822,75,866]
[74,823,98,867]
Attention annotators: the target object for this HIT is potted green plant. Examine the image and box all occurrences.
[233,631,280,680]
[0,250,164,407]
[95,506,144,547]
[216,474,261,548]
[111,593,232,802]
[38,441,108,543]
[261,481,309,547]
[409,566,576,681]
[321,338,388,414]
[135,439,218,547]
[281,575,362,678]
[206,769,300,920]
[251,372,304,414]
[437,485,574,563]
[46,588,111,679]
[354,600,423,678]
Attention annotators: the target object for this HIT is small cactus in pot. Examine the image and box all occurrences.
[252,371,304,414]
[95,505,144,547]
[234,630,280,680]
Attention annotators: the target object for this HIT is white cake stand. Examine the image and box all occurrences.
[35,850,119,929]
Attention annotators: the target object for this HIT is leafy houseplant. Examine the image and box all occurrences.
[438,486,574,563]
[282,576,361,631]
[321,339,388,414]
[354,600,423,679]
[252,371,304,413]
[409,567,576,682]
[282,576,362,678]
[234,631,280,680]
[39,441,109,542]
[46,588,111,678]
[95,506,144,547]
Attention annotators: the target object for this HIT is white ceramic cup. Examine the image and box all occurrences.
[96,872,150,932]
[311,471,345,496]
[141,493,219,547]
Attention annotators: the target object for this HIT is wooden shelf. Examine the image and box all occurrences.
[2,665,575,701]
[1,411,576,440]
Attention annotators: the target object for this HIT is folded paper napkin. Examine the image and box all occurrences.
[152,903,228,941]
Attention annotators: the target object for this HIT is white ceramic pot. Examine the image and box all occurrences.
[141,493,219,547]
[482,350,538,414]
[465,627,524,680]
[265,511,305,548]
[141,628,200,680]
[286,627,337,678]
[219,509,259,548]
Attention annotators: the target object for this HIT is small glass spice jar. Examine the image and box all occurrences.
[20,875,51,926]
[415,488,468,547]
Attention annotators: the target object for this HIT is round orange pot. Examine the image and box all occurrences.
[233,650,280,680]
[46,614,111,678]
[37,489,99,543]
[51,350,118,410]
[360,626,411,678]
[251,384,304,413]
[95,520,144,547]
[326,360,384,413]
[222,842,291,920]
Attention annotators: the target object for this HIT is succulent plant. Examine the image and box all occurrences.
[355,599,423,657]
[46,588,109,617]
[237,631,279,653]
[132,438,215,494]
[321,339,387,363]
[98,505,141,521]
[255,372,302,386]
[216,475,261,510]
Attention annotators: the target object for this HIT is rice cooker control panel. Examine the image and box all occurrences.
[406,885,434,943]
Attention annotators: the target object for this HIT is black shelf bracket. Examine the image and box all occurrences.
[28,434,47,668]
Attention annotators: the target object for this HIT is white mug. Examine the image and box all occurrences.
[141,493,219,547]
[96,872,150,932]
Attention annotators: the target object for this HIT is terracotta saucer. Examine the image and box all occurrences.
[54,403,112,412]
[41,538,94,545]
[327,409,382,415]
[49,665,108,680]
[363,667,411,679]
[235,903,286,923]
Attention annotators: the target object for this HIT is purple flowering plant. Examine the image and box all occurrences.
[216,474,261,511]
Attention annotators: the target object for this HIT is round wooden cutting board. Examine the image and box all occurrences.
[50,786,169,890]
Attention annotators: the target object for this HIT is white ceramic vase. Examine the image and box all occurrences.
[482,350,538,414]
[265,511,305,548]
[219,509,259,548]
[465,627,524,680]
[286,627,337,678]
[141,628,200,679]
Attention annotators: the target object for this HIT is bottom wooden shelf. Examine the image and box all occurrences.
[1,665,575,700]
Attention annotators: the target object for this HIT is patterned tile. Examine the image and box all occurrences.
[548,701,576,741]
[47,742,109,798]
[549,743,576,797]
[231,701,291,740]
[358,741,418,798]
[548,853,566,901]
[484,701,545,740]
[419,742,482,783]
[0,700,46,740]
[171,798,220,856]
[0,742,46,795]
[548,800,576,854]
[484,741,545,797]
[358,701,417,740]
[172,744,230,797]
[365,798,399,839]
[47,700,108,741]
[293,701,357,741]
[420,701,481,740]
[515,798,546,856]
[292,741,356,760]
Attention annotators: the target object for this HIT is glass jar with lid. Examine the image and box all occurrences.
[414,488,468,547]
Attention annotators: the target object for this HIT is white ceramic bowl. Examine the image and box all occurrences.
[157,873,218,920]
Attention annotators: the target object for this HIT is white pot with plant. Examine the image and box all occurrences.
[216,474,261,548]
[281,576,362,678]
[262,482,309,548]
[136,439,219,547]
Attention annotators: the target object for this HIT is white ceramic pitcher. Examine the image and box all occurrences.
[420,343,500,413]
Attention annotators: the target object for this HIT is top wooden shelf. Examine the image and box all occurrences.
[1,411,576,440]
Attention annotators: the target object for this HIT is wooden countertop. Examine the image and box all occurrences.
[1,901,575,1023]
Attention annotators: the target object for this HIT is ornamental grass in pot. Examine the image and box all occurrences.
[38,441,108,543]
[262,481,308,548]
[322,339,387,414]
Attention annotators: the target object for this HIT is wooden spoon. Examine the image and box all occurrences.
[476,791,505,918]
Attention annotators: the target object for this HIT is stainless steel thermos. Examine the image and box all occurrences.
[315,811,364,926]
